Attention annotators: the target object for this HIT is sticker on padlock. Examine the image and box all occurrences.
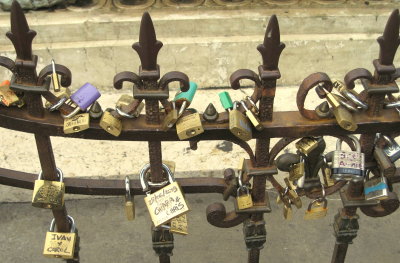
[32,168,65,209]
[43,215,77,259]
[125,176,135,221]
[363,170,389,200]
[140,163,190,227]
[332,135,365,182]
[63,113,90,134]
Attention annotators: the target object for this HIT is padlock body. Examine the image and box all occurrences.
[144,182,190,227]
[0,82,19,106]
[323,166,335,187]
[125,200,135,221]
[332,150,364,181]
[219,91,233,110]
[237,193,253,210]
[32,180,65,209]
[364,177,389,200]
[63,113,90,134]
[43,231,76,259]
[116,94,135,109]
[374,147,396,177]
[100,110,122,137]
[332,106,357,131]
[283,204,293,220]
[162,109,178,131]
[383,142,400,162]
[170,214,188,235]
[45,87,71,108]
[70,83,101,110]
[176,112,204,140]
[304,206,328,220]
[245,110,263,131]
[289,162,304,181]
[229,109,252,141]
[288,189,302,209]
[295,137,319,155]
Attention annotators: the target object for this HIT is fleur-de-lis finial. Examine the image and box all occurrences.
[377,9,400,66]
[257,15,285,71]
[132,12,163,71]
[6,1,36,61]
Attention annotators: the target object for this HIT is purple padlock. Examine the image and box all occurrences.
[70,83,101,110]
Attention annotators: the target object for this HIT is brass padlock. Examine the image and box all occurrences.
[229,102,252,141]
[100,108,122,137]
[125,176,135,221]
[295,137,323,155]
[115,95,144,118]
[140,163,190,227]
[63,113,90,134]
[162,102,178,131]
[175,111,204,140]
[169,214,188,235]
[283,204,293,220]
[0,81,20,106]
[374,146,396,177]
[240,100,263,131]
[322,163,335,187]
[236,186,253,210]
[32,168,65,209]
[304,197,328,220]
[289,156,305,181]
[45,87,72,109]
[43,215,77,259]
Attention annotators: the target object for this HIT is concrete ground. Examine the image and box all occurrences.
[0,186,400,263]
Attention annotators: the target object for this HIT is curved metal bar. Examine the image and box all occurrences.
[0,167,227,196]
[159,71,190,92]
[206,202,249,228]
[0,56,15,72]
[113,71,142,90]
[344,68,373,89]
[37,63,72,87]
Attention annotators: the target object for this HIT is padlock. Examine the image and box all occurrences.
[374,145,396,177]
[332,135,365,182]
[125,176,135,221]
[244,96,259,115]
[304,197,328,220]
[322,161,335,187]
[162,101,178,131]
[332,80,368,110]
[59,83,101,118]
[283,204,293,220]
[140,163,190,227]
[236,186,253,210]
[240,100,263,131]
[63,113,90,134]
[43,215,76,259]
[51,59,61,92]
[32,168,65,209]
[169,214,188,235]
[289,156,305,181]
[363,170,389,200]
[115,95,144,118]
[382,135,400,162]
[0,81,20,106]
[45,87,71,110]
[174,81,198,117]
[175,109,204,140]
[100,108,122,137]
[295,137,324,155]
[316,86,357,131]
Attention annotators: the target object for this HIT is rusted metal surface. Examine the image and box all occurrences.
[0,2,399,263]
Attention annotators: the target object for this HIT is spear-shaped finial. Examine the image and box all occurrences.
[377,9,400,66]
[257,15,285,71]
[6,1,36,61]
[132,12,163,71]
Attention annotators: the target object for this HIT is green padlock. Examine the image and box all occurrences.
[174,81,198,117]
[219,91,233,111]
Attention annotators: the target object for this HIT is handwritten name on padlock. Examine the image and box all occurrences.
[43,232,76,258]
[144,182,189,227]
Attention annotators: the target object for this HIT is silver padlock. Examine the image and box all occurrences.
[332,135,365,182]
[363,170,389,200]
[382,135,400,162]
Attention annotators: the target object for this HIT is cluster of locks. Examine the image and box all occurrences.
[272,134,399,220]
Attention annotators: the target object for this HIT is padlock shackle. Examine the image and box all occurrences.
[125,176,131,200]
[139,163,175,193]
[38,168,63,182]
[49,215,75,233]
[336,135,361,152]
